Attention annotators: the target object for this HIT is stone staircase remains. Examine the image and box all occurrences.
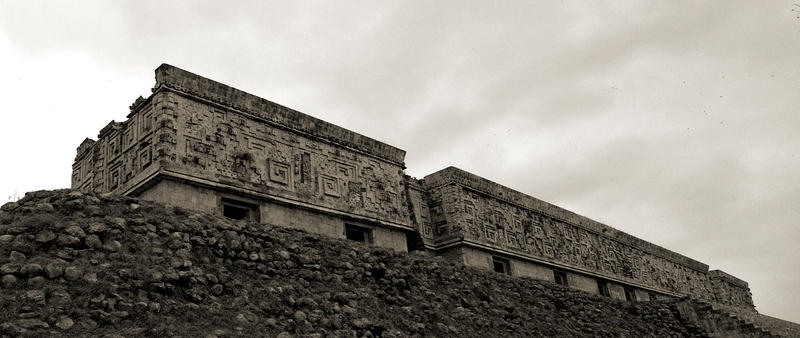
[675,298,780,337]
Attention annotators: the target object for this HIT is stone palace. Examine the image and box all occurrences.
[72,64,753,309]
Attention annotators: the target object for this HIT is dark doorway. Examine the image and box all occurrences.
[221,198,259,222]
[553,270,568,286]
[492,257,511,275]
[624,286,637,301]
[345,224,372,244]
[223,204,249,220]
[597,280,611,297]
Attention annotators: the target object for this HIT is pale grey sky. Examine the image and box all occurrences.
[1,0,798,323]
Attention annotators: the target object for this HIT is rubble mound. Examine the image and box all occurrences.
[0,190,708,337]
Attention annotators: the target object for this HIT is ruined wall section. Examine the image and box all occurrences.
[71,99,159,196]
[708,270,754,308]
[72,138,96,191]
[425,182,467,247]
[152,83,412,228]
[422,167,723,300]
[403,177,434,248]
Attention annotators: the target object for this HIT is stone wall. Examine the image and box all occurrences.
[423,167,708,270]
[403,177,433,249]
[71,96,160,197]
[172,93,406,226]
[709,270,754,308]
[72,65,415,234]
[422,167,754,308]
[674,299,779,337]
[150,69,412,229]
[6,189,765,337]
[71,64,756,311]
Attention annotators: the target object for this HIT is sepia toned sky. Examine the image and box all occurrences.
[1,0,798,322]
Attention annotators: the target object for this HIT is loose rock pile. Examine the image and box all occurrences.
[0,190,707,337]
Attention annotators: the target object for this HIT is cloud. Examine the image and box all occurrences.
[1,0,798,322]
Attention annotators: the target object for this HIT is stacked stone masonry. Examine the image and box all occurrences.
[72,64,754,310]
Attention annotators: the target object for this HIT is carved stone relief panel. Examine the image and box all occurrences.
[139,107,154,139]
[71,168,80,187]
[320,175,339,197]
[436,183,714,298]
[268,159,291,185]
[139,145,153,169]
[109,163,121,189]
[165,96,411,225]
[425,185,463,243]
[68,98,171,194]
[108,134,121,159]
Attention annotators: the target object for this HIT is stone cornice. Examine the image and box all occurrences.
[152,63,406,166]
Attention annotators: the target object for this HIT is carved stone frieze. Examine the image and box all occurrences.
[71,64,755,310]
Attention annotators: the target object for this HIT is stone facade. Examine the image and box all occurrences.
[72,64,754,309]
[418,167,753,307]
[73,64,412,252]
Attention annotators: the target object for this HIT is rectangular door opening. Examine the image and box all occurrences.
[345,224,372,244]
[492,257,511,275]
[624,285,637,301]
[221,198,259,222]
[553,270,568,286]
[597,280,611,297]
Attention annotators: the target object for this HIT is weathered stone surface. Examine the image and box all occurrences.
[1,274,17,286]
[421,167,754,307]
[57,234,81,246]
[67,65,757,316]
[9,236,32,253]
[64,266,82,281]
[72,66,412,252]
[9,251,26,262]
[49,289,71,305]
[25,290,46,304]
[45,263,64,279]
[211,284,223,295]
[17,318,49,330]
[34,203,55,213]
[108,217,126,228]
[1,201,19,212]
[64,226,86,239]
[35,230,55,243]
[351,318,371,329]
[0,190,787,337]
[235,313,249,324]
[21,263,43,276]
[104,240,122,252]
[0,263,20,275]
[85,234,102,249]
[85,205,103,216]
[87,222,107,234]
[28,276,46,287]
[55,316,74,330]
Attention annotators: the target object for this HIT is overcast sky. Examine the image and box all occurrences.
[1,0,798,323]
